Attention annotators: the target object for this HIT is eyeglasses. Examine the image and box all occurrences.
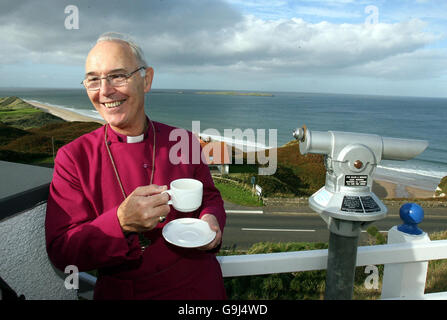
[82,66,145,91]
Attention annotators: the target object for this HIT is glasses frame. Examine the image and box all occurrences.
[81,66,146,91]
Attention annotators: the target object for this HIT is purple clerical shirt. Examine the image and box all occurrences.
[45,119,227,299]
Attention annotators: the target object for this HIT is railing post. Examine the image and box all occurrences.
[381,203,430,299]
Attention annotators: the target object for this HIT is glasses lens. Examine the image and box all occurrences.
[83,72,132,91]
[85,79,100,91]
[109,74,127,87]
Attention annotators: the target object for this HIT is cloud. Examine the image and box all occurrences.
[146,16,443,81]
[345,48,447,79]
[0,0,242,65]
[0,0,445,83]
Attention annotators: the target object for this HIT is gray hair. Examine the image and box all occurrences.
[96,32,148,75]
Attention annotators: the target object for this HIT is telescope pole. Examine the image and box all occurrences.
[322,219,363,300]
[324,230,360,299]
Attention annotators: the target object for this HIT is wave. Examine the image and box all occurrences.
[377,164,446,180]
[27,99,70,110]
[416,158,447,167]
[199,133,270,151]
[65,108,103,120]
[428,146,447,153]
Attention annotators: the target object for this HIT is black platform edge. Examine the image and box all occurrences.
[0,183,50,222]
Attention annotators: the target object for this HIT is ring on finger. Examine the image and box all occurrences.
[159,216,166,223]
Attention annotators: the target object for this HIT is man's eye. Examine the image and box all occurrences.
[109,74,126,80]
[87,77,99,82]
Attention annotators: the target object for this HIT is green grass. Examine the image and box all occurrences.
[222,162,324,198]
[0,107,41,116]
[425,231,447,294]
[0,96,65,129]
[29,156,55,165]
[435,176,447,197]
[214,181,263,207]
[0,107,42,124]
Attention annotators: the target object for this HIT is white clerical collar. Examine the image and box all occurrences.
[126,134,144,143]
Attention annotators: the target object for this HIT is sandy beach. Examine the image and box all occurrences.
[372,179,434,199]
[24,99,436,200]
[25,100,105,124]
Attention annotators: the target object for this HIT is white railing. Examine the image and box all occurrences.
[79,238,447,300]
[218,240,447,277]
[218,239,447,299]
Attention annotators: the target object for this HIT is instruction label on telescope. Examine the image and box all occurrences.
[345,175,368,187]
[360,196,381,212]
[341,196,364,213]
[341,195,381,213]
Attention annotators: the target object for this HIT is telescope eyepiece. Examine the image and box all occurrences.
[293,127,305,142]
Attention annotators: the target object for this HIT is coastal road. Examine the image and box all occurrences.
[221,206,447,250]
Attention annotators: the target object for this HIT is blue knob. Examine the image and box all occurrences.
[397,203,424,235]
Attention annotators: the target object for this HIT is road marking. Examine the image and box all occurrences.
[361,230,388,233]
[242,228,316,232]
[227,210,264,214]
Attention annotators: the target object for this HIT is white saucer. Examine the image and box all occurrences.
[162,218,216,248]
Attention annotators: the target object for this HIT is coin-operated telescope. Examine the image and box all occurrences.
[293,127,428,233]
[293,126,428,299]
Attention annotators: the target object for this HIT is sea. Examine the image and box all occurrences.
[1,87,446,192]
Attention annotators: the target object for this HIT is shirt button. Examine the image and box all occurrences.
[143,163,149,168]
[107,141,112,146]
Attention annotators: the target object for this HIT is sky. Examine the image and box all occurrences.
[1,0,447,97]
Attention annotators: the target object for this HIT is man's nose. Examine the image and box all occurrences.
[99,78,116,96]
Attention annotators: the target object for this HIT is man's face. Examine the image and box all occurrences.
[85,40,153,134]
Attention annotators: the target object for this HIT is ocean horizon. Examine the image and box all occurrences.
[1,87,446,191]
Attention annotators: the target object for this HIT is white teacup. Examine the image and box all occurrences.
[162,178,203,212]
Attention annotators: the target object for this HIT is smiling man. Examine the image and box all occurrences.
[84,39,150,136]
[45,32,227,300]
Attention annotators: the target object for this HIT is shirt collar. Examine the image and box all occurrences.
[106,117,157,144]
[126,134,144,143]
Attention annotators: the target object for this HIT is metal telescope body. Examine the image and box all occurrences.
[293,127,429,235]
[293,126,428,300]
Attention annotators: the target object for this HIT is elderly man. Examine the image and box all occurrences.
[45,32,227,300]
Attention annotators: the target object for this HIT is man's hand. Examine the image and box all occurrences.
[198,214,222,251]
[117,184,170,234]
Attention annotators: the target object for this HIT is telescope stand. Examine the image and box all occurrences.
[323,218,365,300]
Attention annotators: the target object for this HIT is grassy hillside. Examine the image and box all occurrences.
[226,140,326,197]
[0,96,102,165]
[435,176,447,197]
[0,96,65,129]
[0,122,30,146]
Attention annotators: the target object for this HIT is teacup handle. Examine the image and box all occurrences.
[162,190,173,205]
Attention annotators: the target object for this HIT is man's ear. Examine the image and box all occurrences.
[143,67,154,93]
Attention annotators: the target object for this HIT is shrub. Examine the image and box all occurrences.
[221,242,328,300]
[435,176,447,197]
